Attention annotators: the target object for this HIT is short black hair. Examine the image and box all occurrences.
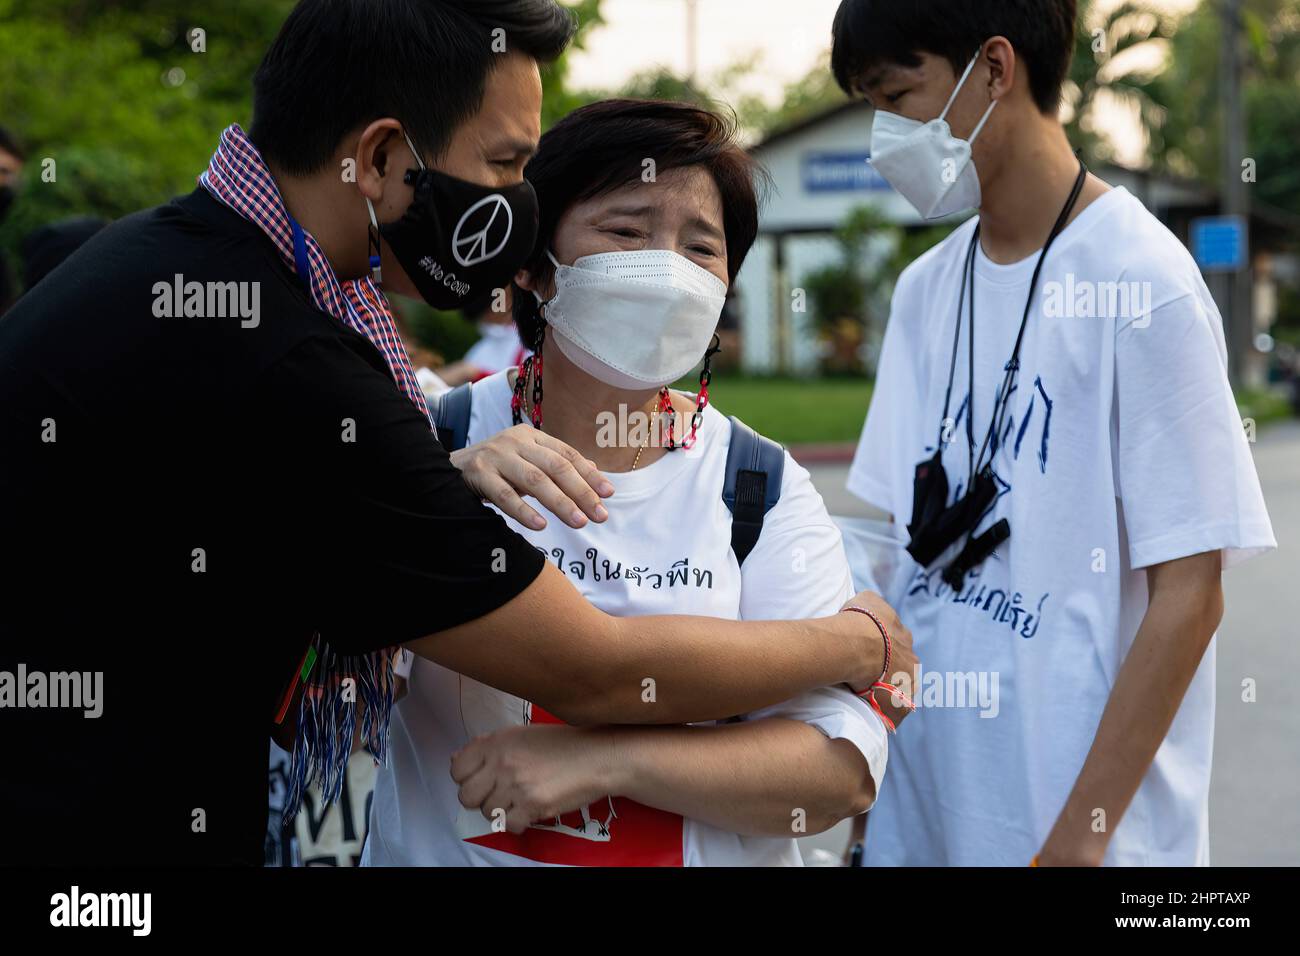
[513,99,766,346]
[0,125,27,162]
[831,0,1078,114]
[250,0,576,175]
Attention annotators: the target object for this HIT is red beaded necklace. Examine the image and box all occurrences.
[513,334,722,453]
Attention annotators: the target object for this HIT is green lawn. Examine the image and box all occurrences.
[685,377,1294,448]
[1237,387,1294,428]
[686,375,874,446]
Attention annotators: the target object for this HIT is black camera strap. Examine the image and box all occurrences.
[914,157,1089,585]
[970,158,1088,478]
[937,233,981,486]
[908,231,978,560]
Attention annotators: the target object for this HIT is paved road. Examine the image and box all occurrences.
[1209,420,1299,865]
[800,421,1299,866]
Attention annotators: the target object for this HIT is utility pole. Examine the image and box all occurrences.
[685,0,699,82]
[1220,0,1252,386]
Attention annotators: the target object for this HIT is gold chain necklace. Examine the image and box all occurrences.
[631,406,660,471]
[517,369,660,472]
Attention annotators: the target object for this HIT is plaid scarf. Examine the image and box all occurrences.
[200,123,426,818]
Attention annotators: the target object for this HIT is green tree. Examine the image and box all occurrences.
[1065,0,1175,166]
[1141,0,1300,219]
[0,0,603,320]
[539,0,606,128]
[603,49,851,141]
[616,66,716,107]
[0,0,295,263]
[802,207,954,375]
[737,52,851,138]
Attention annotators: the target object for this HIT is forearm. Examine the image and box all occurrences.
[579,613,873,726]
[1043,553,1223,863]
[603,718,875,837]
[414,564,879,726]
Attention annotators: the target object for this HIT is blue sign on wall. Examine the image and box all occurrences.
[802,152,891,193]
[1191,216,1248,273]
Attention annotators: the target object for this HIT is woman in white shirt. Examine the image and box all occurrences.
[365,99,890,866]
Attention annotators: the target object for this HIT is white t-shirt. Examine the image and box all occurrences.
[366,370,888,866]
[463,322,527,375]
[848,187,1275,866]
[414,366,450,400]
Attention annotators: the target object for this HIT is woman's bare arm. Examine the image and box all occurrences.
[605,719,874,835]
[452,718,876,837]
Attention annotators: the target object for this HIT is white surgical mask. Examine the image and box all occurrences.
[868,52,997,220]
[536,248,727,389]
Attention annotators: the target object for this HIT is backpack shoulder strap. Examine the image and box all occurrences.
[429,382,474,452]
[722,416,785,566]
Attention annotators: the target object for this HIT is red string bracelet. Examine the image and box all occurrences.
[840,606,916,732]
[841,605,891,683]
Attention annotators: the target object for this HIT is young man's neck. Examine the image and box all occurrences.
[267,160,369,281]
[976,114,1109,265]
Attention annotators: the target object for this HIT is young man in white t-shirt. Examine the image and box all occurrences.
[831,0,1275,865]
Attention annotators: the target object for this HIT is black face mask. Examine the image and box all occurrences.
[0,185,15,224]
[372,130,538,311]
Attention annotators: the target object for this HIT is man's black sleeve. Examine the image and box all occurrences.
[252,330,546,655]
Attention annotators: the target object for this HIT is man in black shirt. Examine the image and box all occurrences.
[0,0,914,866]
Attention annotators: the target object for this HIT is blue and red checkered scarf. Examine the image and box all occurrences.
[200,123,426,818]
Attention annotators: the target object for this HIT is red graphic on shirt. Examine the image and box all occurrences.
[464,703,684,866]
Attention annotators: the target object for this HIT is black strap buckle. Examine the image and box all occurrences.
[941,518,1011,589]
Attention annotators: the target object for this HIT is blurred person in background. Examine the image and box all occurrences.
[425,287,530,389]
[20,216,108,293]
[461,287,530,376]
[0,125,27,315]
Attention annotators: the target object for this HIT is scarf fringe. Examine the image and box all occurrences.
[284,635,398,820]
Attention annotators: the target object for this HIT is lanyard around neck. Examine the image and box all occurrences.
[287,214,313,295]
[939,158,1089,480]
